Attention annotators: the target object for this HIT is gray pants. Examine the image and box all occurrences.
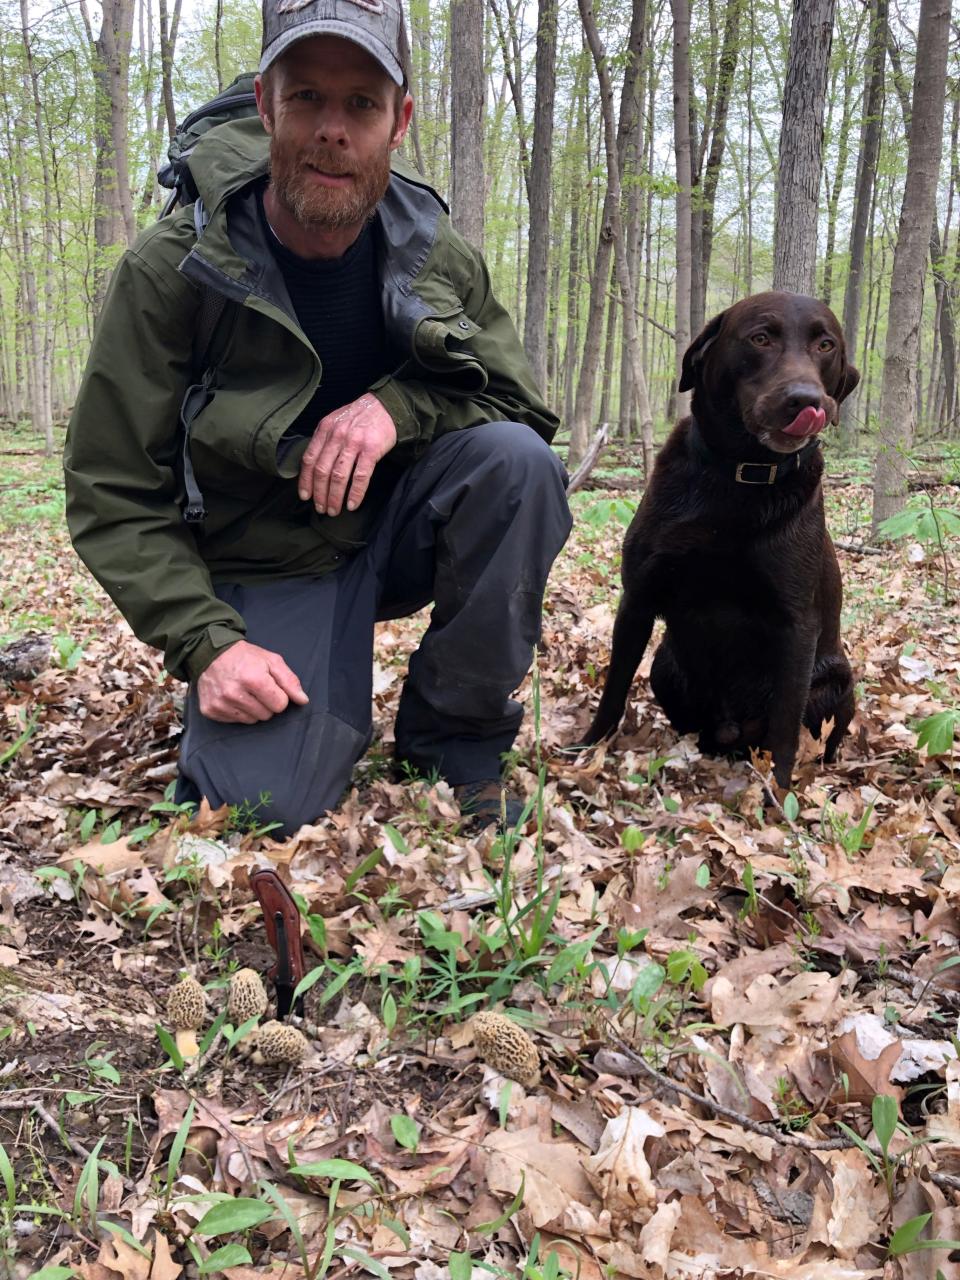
[176,422,571,834]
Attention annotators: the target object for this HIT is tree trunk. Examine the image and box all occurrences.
[567,0,646,467]
[670,0,692,417]
[449,0,485,248]
[772,0,836,293]
[19,0,56,452]
[577,0,655,477]
[80,0,136,314]
[523,0,557,390]
[691,0,743,335]
[839,0,887,447]
[871,0,951,533]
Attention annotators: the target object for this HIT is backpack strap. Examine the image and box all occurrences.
[179,198,230,525]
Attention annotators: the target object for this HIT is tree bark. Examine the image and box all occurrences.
[567,0,646,468]
[691,0,743,335]
[670,0,692,417]
[871,0,951,533]
[80,0,136,314]
[839,0,887,447]
[523,0,557,390]
[577,0,654,477]
[772,0,836,294]
[449,0,485,248]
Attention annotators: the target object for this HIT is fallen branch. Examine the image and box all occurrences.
[605,1033,857,1152]
[833,540,884,556]
[566,421,611,496]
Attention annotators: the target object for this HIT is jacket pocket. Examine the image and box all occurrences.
[413,297,486,388]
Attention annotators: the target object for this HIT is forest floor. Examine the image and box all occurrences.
[2,428,960,1280]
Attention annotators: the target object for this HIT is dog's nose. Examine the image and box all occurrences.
[783,383,823,414]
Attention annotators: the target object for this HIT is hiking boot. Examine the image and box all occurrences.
[453,779,526,832]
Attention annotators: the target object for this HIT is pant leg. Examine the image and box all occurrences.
[369,421,571,784]
[175,566,377,836]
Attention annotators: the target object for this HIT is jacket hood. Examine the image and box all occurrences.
[188,115,447,215]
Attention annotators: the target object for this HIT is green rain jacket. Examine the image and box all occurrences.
[64,117,559,683]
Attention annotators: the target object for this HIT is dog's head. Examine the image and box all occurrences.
[679,291,860,455]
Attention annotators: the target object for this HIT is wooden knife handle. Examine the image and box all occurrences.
[249,869,306,983]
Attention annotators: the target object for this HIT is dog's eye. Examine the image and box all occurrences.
[750,333,770,347]
[818,338,836,351]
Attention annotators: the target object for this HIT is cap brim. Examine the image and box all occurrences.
[259,21,404,84]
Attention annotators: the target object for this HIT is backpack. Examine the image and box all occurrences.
[157,72,259,216]
[156,74,260,524]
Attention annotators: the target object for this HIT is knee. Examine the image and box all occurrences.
[464,421,569,495]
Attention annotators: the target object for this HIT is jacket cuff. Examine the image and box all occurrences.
[180,623,247,683]
[368,377,421,445]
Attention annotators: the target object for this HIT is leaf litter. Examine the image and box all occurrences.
[1,448,960,1277]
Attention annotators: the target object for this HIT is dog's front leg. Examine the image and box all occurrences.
[582,590,656,745]
[765,627,819,789]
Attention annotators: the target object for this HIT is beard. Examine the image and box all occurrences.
[268,133,392,231]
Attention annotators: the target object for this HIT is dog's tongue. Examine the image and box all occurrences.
[782,406,827,438]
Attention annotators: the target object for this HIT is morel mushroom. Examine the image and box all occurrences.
[228,968,268,1025]
[166,975,205,1060]
[472,1011,540,1088]
[254,1021,309,1067]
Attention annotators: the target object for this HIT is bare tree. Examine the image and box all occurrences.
[772,0,836,293]
[523,0,557,390]
[840,0,887,447]
[670,0,692,418]
[567,0,646,468]
[449,0,485,248]
[690,0,744,336]
[872,0,951,532]
[79,0,136,313]
[577,0,654,477]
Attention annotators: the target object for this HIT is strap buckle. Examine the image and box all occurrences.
[735,461,779,485]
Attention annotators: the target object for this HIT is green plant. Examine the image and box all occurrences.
[914,707,959,762]
[773,1076,812,1131]
[818,798,875,855]
[878,499,960,604]
[837,1093,936,1209]
[223,791,284,839]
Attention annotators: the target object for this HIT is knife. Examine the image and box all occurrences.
[250,868,307,1020]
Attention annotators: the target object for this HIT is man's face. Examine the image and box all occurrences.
[255,35,413,231]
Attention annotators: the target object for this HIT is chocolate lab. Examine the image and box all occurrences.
[582,291,859,787]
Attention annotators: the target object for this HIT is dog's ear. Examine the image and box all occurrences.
[679,310,726,393]
[830,359,861,421]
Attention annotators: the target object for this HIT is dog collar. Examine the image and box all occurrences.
[688,418,821,485]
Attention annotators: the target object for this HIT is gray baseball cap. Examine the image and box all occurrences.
[260,0,405,85]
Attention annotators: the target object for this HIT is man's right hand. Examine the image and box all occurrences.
[197,640,309,723]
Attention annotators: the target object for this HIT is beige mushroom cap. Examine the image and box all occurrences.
[255,1021,309,1066]
[166,975,205,1061]
[472,1011,541,1088]
[228,968,269,1024]
[167,976,205,1030]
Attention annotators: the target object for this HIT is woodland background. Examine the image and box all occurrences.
[0,0,958,526]
[5,3,960,1279]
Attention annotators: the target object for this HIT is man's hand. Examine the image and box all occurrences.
[298,393,397,517]
[197,640,309,724]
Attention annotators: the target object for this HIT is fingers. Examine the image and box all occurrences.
[266,654,310,705]
[196,641,308,723]
[297,395,398,518]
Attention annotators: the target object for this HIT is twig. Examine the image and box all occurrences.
[833,540,885,555]
[566,421,611,496]
[744,761,803,835]
[29,1100,136,1190]
[605,1035,858,1152]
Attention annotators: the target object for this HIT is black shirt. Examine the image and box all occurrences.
[258,185,395,437]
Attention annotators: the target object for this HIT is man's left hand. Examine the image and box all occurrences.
[298,393,397,517]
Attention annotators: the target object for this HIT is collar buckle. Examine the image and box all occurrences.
[735,461,779,485]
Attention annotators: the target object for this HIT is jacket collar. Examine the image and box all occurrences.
[688,416,821,485]
[177,117,446,353]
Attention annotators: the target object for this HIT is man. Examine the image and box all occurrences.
[64,0,571,835]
